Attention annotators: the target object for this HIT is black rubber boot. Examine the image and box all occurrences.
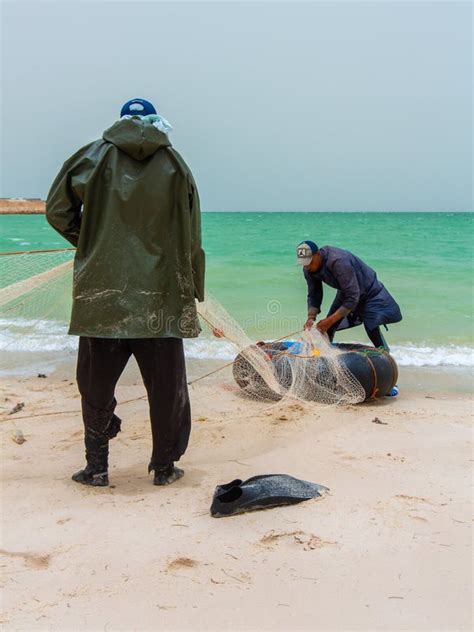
[105,414,122,439]
[73,433,110,487]
[148,462,184,486]
[72,466,109,487]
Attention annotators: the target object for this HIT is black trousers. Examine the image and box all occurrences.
[327,322,389,350]
[76,337,191,472]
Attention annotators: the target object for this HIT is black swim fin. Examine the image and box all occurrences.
[210,474,328,518]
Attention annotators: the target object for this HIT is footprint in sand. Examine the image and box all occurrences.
[259,530,335,551]
[270,403,307,424]
[166,557,199,572]
[0,549,50,569]
[395,495,435,523]
[410,515,429,522]
[395,494,434,506]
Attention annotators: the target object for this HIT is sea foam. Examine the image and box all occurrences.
[0,319,472,368]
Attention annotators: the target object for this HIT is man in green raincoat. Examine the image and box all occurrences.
[46,98,205,487]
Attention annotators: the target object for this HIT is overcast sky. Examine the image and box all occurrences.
[1,0,472,211]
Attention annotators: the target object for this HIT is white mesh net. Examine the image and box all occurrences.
[0,250,75,372]
[0,252,366,404]
[196,294,366,405]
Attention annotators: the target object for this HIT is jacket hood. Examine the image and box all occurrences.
[103,117,171,160]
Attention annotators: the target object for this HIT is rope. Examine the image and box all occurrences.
[0,393,149,422]
[196,310,219,331]
[187,360,235,386]
[187,328,304,386]
[365,355,379,399]
[0,247,76,256]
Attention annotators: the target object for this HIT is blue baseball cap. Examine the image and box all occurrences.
[296,240,319,265]
[120,98,157,117]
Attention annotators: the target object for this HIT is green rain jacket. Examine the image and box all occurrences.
[46,117,205,338]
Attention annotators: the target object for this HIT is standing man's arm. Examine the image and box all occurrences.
[304,270,323,330]
[46,159,83,247]
[169,147,206,303]
[188,174,205,302]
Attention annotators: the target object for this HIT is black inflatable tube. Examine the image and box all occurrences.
[233,341,398,402]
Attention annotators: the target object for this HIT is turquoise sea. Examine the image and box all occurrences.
[1,212,473,369]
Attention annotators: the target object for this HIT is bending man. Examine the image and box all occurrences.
[47,98,205,487]
[297,241,401,350]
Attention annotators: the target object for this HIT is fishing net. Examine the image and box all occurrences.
[0,250,365,404]
[0,249,75,371]
[196,294,366,405]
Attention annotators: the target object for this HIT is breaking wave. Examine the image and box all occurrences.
[0,319,472,368]
[390,344,473,368]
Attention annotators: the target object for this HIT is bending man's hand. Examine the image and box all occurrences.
[317,307,350,335]
[212,327,225,338]
[316,317,334,334]
[304,317,315,331]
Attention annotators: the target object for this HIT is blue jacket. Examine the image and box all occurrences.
[304,246,402,330]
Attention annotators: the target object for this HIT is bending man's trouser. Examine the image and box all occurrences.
[76,337,191,473]
[326,321,388,350]
[325,287,401,351]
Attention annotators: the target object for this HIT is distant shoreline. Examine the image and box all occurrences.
[0,199,45,214]
[0,200,471,214]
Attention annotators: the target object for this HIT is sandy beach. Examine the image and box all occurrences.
[1,359,472,631]
[2,0,472,629]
